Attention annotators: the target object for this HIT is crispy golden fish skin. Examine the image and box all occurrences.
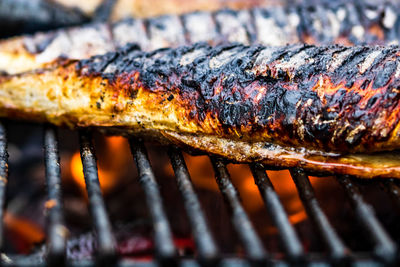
[1,43,400,178]
[0,0,397,74]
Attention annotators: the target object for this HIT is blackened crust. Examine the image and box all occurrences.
[76,43,400,154]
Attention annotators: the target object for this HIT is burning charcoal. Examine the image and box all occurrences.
[30,223,195,260]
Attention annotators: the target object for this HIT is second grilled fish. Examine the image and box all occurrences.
[0,1,397,74]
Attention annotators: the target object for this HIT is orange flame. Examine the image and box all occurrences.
[70,136,129,195]
[70,152,114,194]
[229,167,307,224]
[267,170,307,224]
[165,154,311,225]
[4,212,45,253]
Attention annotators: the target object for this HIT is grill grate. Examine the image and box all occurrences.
[43,125,66,266]
[211,157,267,265]
[0,124,399,266]
[250,164,304,263]
[129,139,176,265]
[290,169,349,263]
[79,130,116,266]
[168,147,218,265]
[338,176,397,263]
[0,122,8,254]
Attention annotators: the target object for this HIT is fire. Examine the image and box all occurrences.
[172,155,219,191]
[70,136,130,195]
[267,170,307,224]
[165,153,311,225]
[70,151,115,194]
[4,212,45,253]
[228,167,307,224]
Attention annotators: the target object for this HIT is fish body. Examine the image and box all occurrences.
[1,43,400,178]
[0,0,279,37]
[0,1,399,74]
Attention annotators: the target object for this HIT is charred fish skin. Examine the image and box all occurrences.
[0,0,283,37]
[2,43,400,178]
[1,0,400,74]
[1,43,400,154]
[74,43,400,155]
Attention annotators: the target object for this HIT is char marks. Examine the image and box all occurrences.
[147,14,186,50]
[111,18,149,49]
[10,0,400,77]
[214,9,254,45]
[76,43,400,153]
[182,11,218,44]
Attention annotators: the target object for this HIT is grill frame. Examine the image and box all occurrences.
[0,124,399,266]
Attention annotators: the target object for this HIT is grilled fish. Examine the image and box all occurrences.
[0,0,279,33]
[0,0,278,38]
[1,43,400,178]
[47,0,399,23]
[0,1,397,74]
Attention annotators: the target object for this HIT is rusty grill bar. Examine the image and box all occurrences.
[129,139,176,265]
[168,147,219,265]
[0,122,7,255]
[79,130,116,266]
[210,157,267,265]
[290,169,349,263]
[0,124,399,266]
[43,125,66,266]
[250,164,304,263]
[337,176,397,263]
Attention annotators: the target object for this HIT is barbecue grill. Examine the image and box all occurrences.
[1,0,400,265]
[0,121,398,266]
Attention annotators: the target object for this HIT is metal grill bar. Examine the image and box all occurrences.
[168,147,219,265]
[79,130,116,265]
[0,122,8,252]
[337,176,397,263]
[43,126,66,266]
[289,169,349,262]
[250,164,304,262]
[2,125,400,266]
[210,157,267,264]
[4,257,387,267]
[129,139,176,265]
